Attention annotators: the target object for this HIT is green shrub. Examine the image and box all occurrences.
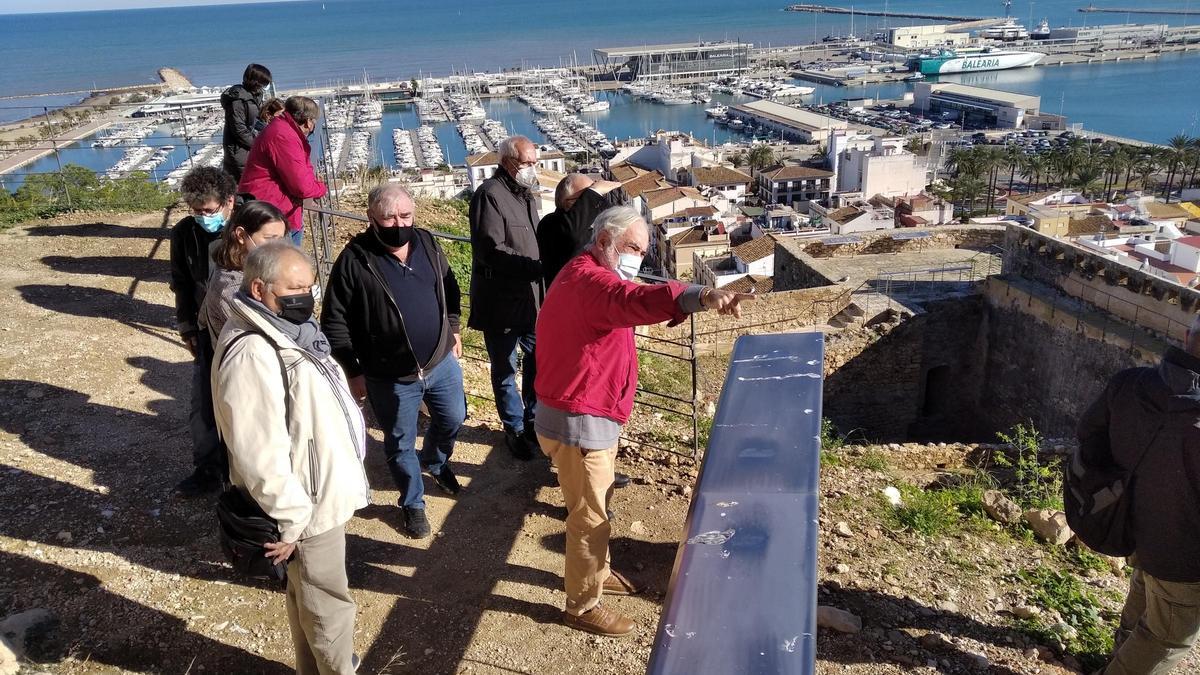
[995,422,1063,510]
[1015,567,1114,672]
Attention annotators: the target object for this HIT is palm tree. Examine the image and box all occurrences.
[747,145,776,172]
[904,137,925,155]
[978,145,1006,213]
[1163,134,1192,202]
[953,175,987,218]
[1004,143,1024,198]
[1020,153,1048,193]
[1134,153,1161,194]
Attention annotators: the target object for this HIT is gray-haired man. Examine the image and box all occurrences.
[212,241,368,674]
[321,184,464,539]
[469,135,544,460]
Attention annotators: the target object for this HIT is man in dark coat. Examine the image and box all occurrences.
[1079,315,1200,674]
[169,166,237,496]
[220,63,271,182]
[538,174,629,288]
[468,135,543,460]
[321,185,464,539]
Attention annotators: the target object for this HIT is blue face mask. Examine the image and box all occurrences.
[196,211,226,233]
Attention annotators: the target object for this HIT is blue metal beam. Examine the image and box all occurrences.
[647,332,823,675]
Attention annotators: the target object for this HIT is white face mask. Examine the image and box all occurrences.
[514,165,539,189]
[616,252,642,281]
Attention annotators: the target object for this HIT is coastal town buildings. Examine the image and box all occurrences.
[913,82,1041,129]
[755,165,835,211]
[728,100,848,143]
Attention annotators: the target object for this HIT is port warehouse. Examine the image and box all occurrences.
[912,83,1041,129]
[592,42,752,82]
[728,100,848,142]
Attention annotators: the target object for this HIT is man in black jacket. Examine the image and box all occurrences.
[538,174,629,288]
[170,166,237,496]
[221,63,271,182]
[1079,315,1200,674]
[469,135,543,460]
[322,184,464,539]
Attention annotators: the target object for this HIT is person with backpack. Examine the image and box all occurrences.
[211,241,368,674]
[220,63,272,182]
[1076,314,1200,674]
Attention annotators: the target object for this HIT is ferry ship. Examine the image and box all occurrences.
[908,47,1044,75]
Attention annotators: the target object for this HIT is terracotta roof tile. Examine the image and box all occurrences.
[760,165,834,181]
[723,275,774,294]
[692,165,753,186]
[622,171,669,198]
[731,235,777,264]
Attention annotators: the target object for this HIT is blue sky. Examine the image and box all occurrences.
[1,0,291,14]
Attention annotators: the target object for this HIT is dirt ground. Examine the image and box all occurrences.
[0,208,1183,674]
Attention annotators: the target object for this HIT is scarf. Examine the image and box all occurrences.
[236,290,331,359]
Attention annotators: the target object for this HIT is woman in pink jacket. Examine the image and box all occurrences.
[238,96,327,246]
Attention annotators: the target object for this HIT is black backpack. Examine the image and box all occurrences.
[1064,417,1162,558]
[214,330,292,583]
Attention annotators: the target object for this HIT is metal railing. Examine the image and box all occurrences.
[303,201,705,459]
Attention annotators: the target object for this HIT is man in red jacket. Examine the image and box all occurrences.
[535,205,751,637]
[238,96,327,246]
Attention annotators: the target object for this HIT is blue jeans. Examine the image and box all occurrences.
[482,329,537,434]
[289,228,304,247]
[365,356,466,510]
[189,330,221,473]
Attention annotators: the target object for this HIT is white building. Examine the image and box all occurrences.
[729,100,848,143]
[689,165,754,205]
[887,24,971,49]
[913,82,1041,129]
[828,131,928,200]
[608,131,722,183]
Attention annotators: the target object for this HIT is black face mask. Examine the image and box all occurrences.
[373,223,414,250]
[277,291,315,325]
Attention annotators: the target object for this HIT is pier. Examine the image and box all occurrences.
[783,4,989,21]
[1078,5,1200,16]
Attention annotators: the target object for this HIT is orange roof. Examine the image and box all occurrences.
[731,235,777,264]
[723,274,774,294]
[621,171,669,198]
[692,165,753,186]
[760,165,834,181]
[643,186,707,210]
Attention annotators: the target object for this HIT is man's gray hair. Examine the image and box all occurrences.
[589,205,645,247]
[497,135,533,161]
[555,172,592,211]
[240,240,313,292]
[367,183,413,219]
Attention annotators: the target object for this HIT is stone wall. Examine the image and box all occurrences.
[643,284,851,352]
[1003,225,1200,343]
[822,297,989,443]
[979,277,1157,437]
[801,225,1006,259]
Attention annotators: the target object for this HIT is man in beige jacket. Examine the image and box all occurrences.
[212,241,369,674]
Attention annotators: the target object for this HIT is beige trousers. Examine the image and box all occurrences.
[539,435,616,616]
[1105,566,1200,675]
[286,525,357,675]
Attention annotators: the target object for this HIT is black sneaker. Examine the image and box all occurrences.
[174,468,220,497]
[430,466,461,495]
[403,507,431,538]
[613,472,632,489]
[505,429,535,461]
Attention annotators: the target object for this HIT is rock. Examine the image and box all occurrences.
[0,608,53,675]
[629,521,647,535]
[1023,509,1073,545]
[919,632,952,650]
[834,521,854,538]
[833,563,850,574]
[935,600,959,613]
[1013,605,1042,620]
[816,605,862,634]
[55,531,72,544]
[881,486,902,507]
[968,652,990,670]
[982,490,1023,525]
[1108,555,1127,576]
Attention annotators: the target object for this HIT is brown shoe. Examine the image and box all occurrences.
[603,570,642,596]
[562,604,637,637]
